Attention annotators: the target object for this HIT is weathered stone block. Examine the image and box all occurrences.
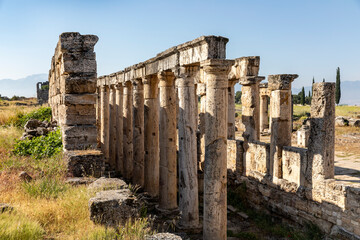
[227,139,244,175]
[65,150,104,177]
[59,32,98,52]
[88,177,128,192]
[145,233,183,240]
[245,141,270,175]
[297,125,310,147]
[63,94,97,105]
[89,189,140,227]
[62,125,97,150]
[61,73,97,94]
[58,104,96,126]
[282,146,308,187]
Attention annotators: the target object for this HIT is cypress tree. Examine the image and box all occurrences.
[336,67,341,105]
[300,87,305,105]
[312,77,315,96]
[323,78,325,82]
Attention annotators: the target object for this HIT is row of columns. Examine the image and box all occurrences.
[98,59,234,239]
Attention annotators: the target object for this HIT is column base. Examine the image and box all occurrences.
[176,222,202,234]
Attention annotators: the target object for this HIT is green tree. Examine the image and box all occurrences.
[312,77,315,96]
[235,91,242,104]
[336,67,341,105]
[300,87,305,105]
[323,78,325,82]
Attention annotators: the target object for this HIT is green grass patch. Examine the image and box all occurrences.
[22,176,68,199]
[12,129,62,159]
[7,107,52,127]
[0,212,45,240]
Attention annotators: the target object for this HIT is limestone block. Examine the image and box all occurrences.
[227,139,244,175]
[297,125,310,147]
[270,90,291,120]
[245,141,270,175]
[58,104,96,126]
[62,94,97,105]
[345,187,360,212]
[59,32,98,52]
[62,125,97,150]
[88,177,128,192]
[89,189,140,227]
[282,146,308,187]
[145,233,183,240]
[61,73,97,94]
[65,150,104,177]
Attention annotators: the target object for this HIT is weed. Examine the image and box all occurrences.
[22,177,68,199]
[0,212,45,240]
[8,107,52,127]
[12,129,62,159]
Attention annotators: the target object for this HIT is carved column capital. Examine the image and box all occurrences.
[143,75,159,99]
[268,74,298,91]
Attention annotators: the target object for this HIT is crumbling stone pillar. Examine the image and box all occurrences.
[143,75,160,197]
[123,81,133,180]
[227,80,237,139]
[197,82,206,170]
[177,66,200,229]
[100,83,110,161]
[268,74,298,179]
[307,82,335,198]
[202,59,234,240]
[158,71,177,210]
[132,78,145,187]
[109,84,117,169]
[115,83,124,173]
[259,83,269,133]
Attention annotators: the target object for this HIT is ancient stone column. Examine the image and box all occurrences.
[123,81,133,180]
[259,83,269,133]
[132,78,145,186]
[177,66,200,229]
[109,84,117,169]
[227,79,237,139]
[268,74,298,179]
[307,82,335,198]
[115,83,124,173]
[143,75,160,197]
[240,76,264,143]
[197,82,206,170]
[96,86,101,148]
[158,71,177,210]
[100,84,110,162]
[202,59,234,240]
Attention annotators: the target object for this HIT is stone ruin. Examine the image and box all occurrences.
[36,81,49,105]
[48,32,360,239]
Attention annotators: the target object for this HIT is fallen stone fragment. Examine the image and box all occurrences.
[19,171,32,182]
[0,203,13,213]
[65,177,95,186]
[89,189,139,227]
[349,119,360,128]
[88,177,127,191]
[145,233,184,240]
[335,116,349,127]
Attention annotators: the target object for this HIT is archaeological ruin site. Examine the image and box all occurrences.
[48,32,359,239]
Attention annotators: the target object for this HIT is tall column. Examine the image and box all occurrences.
[268,74,298,179]
[177,66,200,229]
[109,85,117,169]
[259,83,269,133]
[100,84,110,162]
[96,87,101,148]
[227,80,237,139]
[123,81,133,180]
[133,78,145,186]
[143,75,160,197]
[158,71,177,210]
[240,76,264,144]
[197,82,206,170]
[202,59,234,240]
[115,83,124,174]
[307,82,335,198]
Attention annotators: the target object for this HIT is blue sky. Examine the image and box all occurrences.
[0,0,359,89]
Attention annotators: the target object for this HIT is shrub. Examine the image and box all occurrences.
[22,176,68,199]
[0,213,45,240]
[12,129,62,159]
[9,107,52,127]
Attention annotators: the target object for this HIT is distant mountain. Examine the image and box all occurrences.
[292,81,360,105]
[0,74,48,98]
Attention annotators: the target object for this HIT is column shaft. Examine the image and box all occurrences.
[227,80,237,139]
[109,85,117,169]
[100,85,110,162]
[177,67,199,228]
[202,59,234,240]
[115,84,124,173]
[198,83,206,170]
[133,79,145,186]
[144,75,160,197]
[259,95,269,132]
[123,81,133,180]
[159,71,177,210]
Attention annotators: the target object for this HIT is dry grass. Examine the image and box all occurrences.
[0,103,40,126]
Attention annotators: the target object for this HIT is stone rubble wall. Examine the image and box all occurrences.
[36,81,49,105]
[227,83,360,238]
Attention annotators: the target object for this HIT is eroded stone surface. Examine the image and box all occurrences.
[88,177,128,192]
